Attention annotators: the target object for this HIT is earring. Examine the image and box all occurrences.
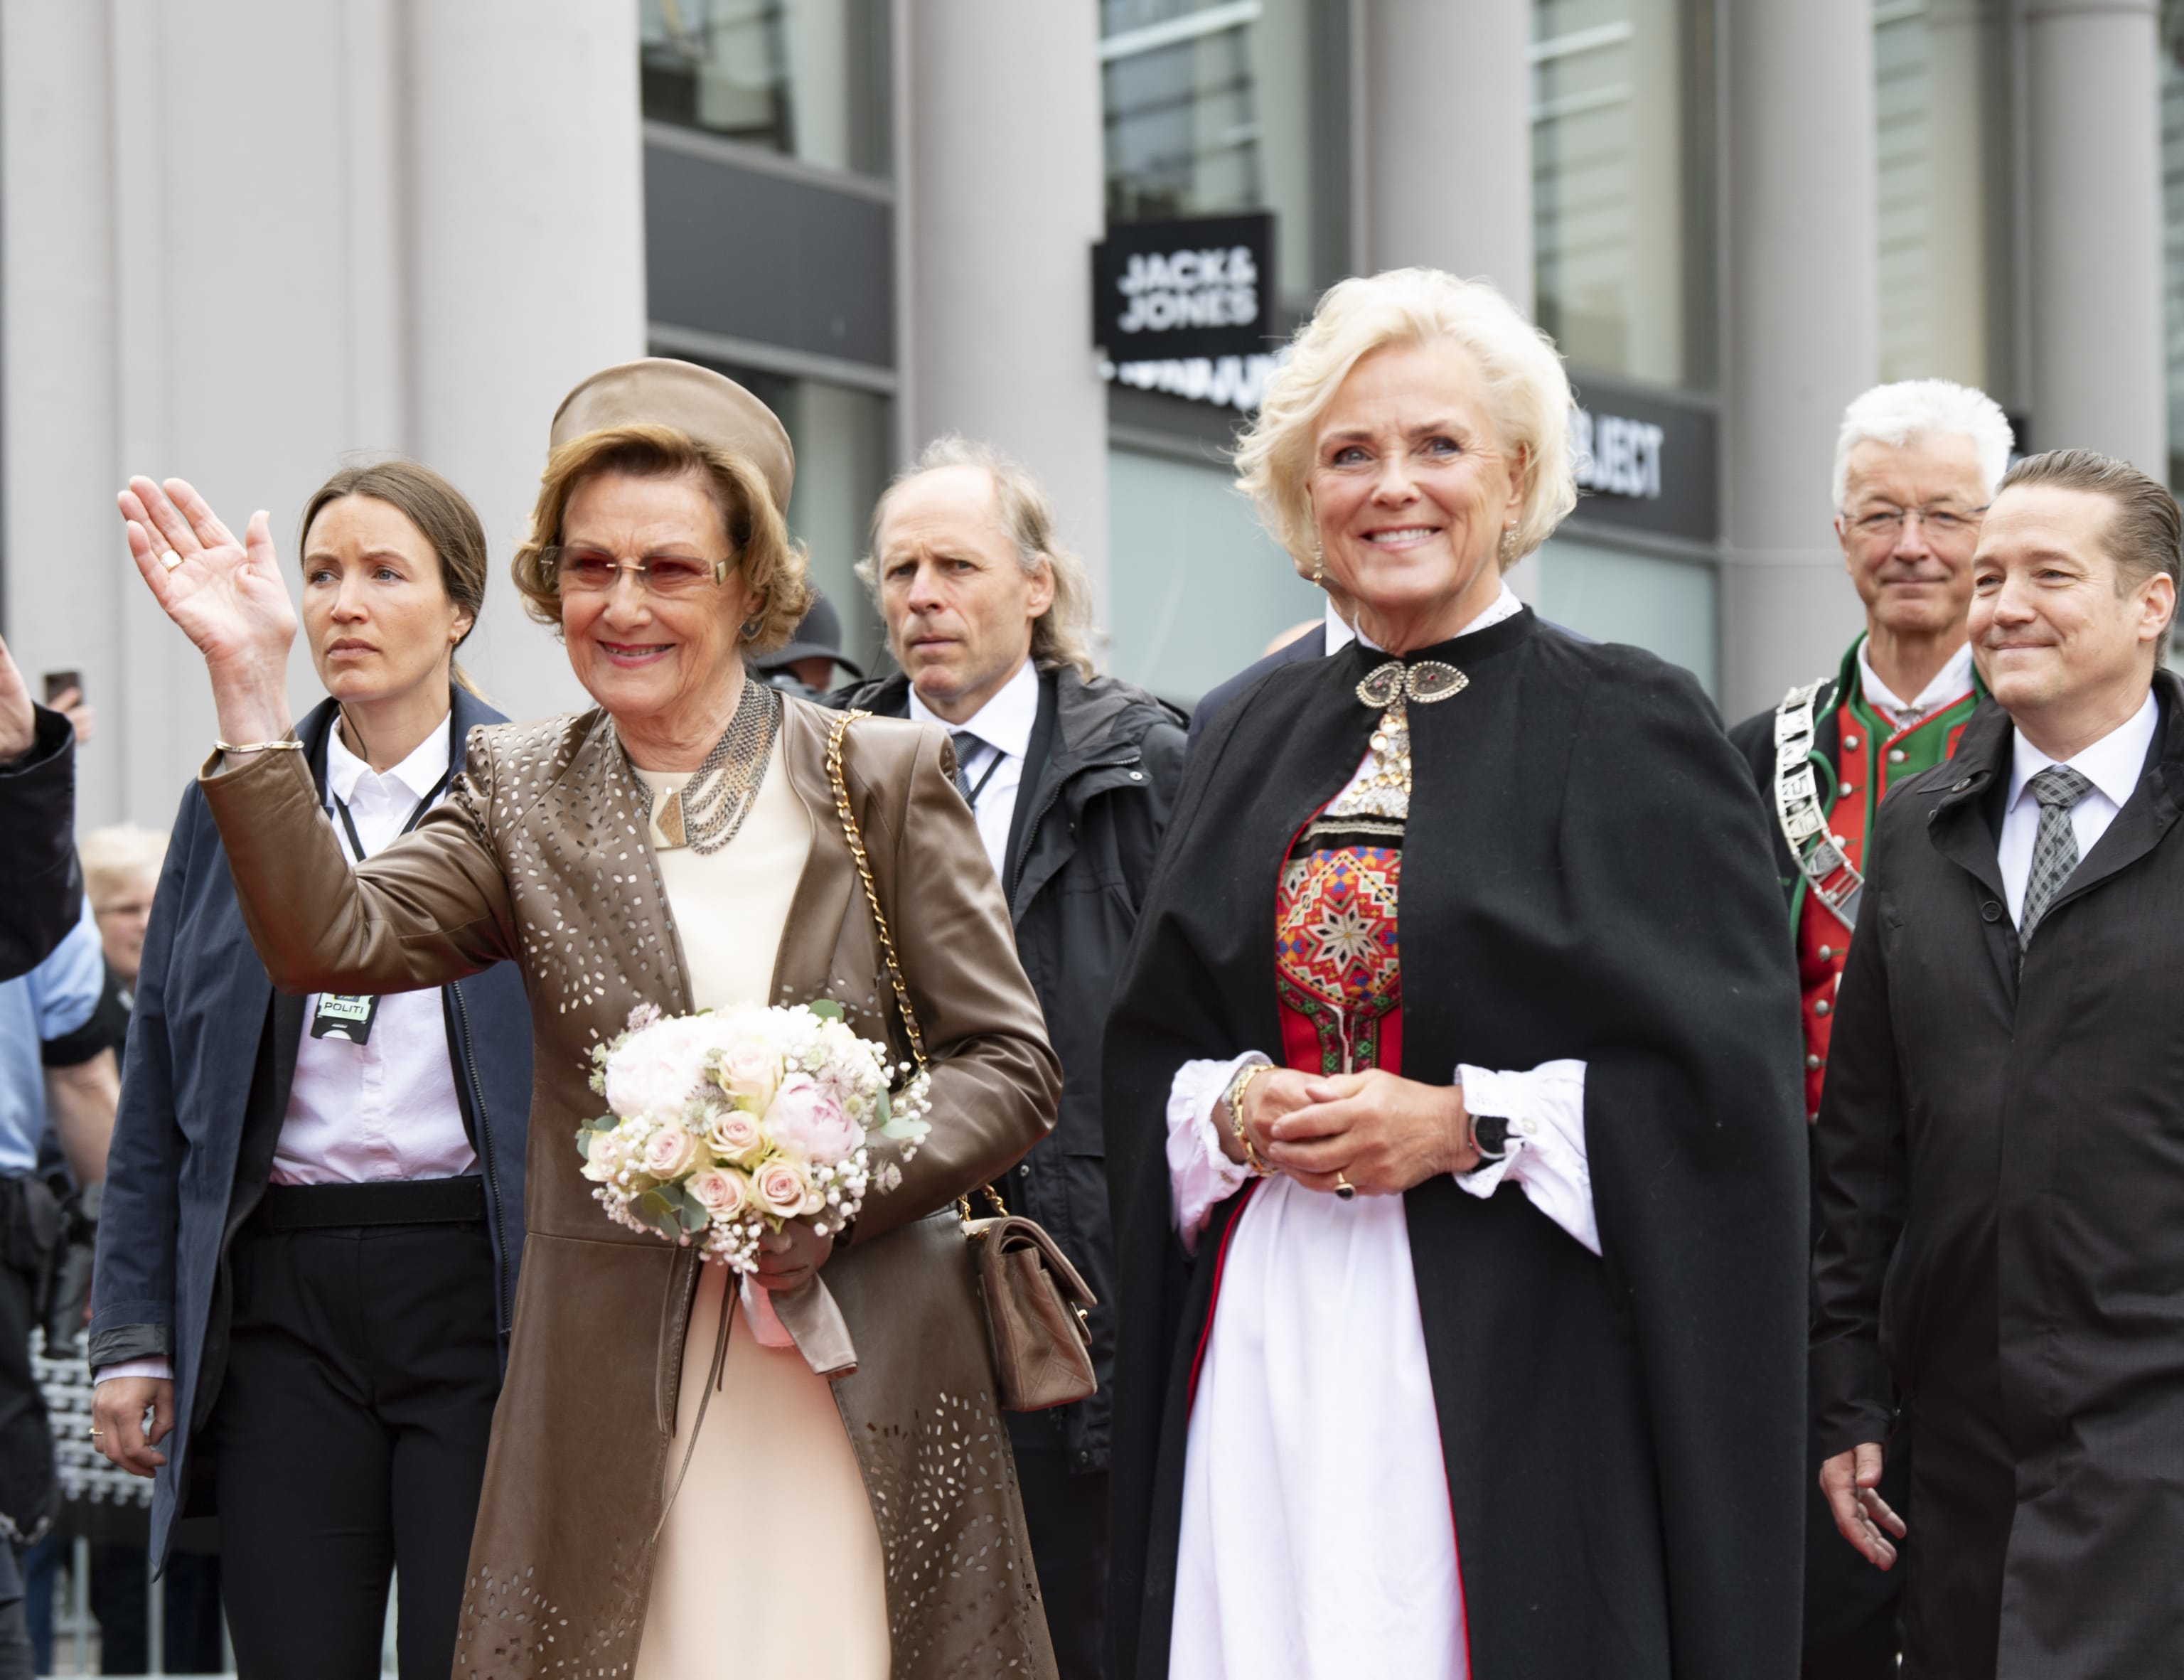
[1310,537,1326,588]
[1499,526,1519,566]
[740,618,761,641]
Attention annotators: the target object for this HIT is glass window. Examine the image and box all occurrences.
[1532,0,1717,390]
[1107,447,1322,700]
[1874,0,2017,399]
[640,0,892,180]
[1533,535,1718,697]
[1101,0,1353,307]
[655,354,894,674]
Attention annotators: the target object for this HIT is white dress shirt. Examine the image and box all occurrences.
[1857,637,1977,731]
[1157,579,1585,1680]
[269,718,476,1187]
[98,716,476,1391]
[1997,689,2158,926]
[909,656,1040,879]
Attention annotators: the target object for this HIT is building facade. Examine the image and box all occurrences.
[3,0,2175,827]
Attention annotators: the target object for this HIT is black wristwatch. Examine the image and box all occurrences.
[1471,1113,1512,1162]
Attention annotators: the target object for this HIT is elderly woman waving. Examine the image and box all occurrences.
[119,360,1061,1680]
[1103,271,1808,1680]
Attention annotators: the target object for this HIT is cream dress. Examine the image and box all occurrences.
[631,739,892,1680]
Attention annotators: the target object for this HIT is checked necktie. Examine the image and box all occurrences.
[2018,764,2094,951]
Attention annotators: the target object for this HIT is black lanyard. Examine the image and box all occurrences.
[961,744,1007,812]
[329,769,452,864]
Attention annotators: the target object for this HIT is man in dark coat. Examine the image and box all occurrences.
[1813,449,2184,1679]
[0,632,81,984]
[838,437,1187,1680]
[1729,378,2013,1680]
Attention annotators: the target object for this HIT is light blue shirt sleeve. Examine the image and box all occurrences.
[30,898,104,1042]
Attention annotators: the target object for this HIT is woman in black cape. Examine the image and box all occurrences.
[1101,268,1809,1680]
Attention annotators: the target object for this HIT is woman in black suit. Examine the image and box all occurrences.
[86,461,534,1680]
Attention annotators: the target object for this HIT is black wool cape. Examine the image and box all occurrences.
[1102,610,1809,1680]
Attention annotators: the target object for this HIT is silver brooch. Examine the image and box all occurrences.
[1356,659,1469,710]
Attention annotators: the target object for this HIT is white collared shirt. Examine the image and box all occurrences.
[272,716,476,1186]
[1998,689,2160,926]
[1857,638,1976,732]
[1322,582,1521,658]
[97,715,476,1389]
[909,656,1041,880]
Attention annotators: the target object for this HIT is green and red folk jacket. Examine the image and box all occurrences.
[1787,640,1981,1118]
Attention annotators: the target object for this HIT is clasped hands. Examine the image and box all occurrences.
[1220,1066,1480,1197]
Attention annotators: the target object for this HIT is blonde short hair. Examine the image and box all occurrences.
[510,423,814,653]
[80,824,167,912]
[857,436,1098,679]
[1236,268,1578,569]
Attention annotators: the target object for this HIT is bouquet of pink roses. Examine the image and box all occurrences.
[577,1000,932,1273]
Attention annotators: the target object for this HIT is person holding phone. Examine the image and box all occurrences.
[86,460,533,1680]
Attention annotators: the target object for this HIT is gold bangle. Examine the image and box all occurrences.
[1228,1062,1275,1176]
[214,738,304,755]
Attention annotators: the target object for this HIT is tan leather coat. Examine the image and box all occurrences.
[198,695,1063,1679]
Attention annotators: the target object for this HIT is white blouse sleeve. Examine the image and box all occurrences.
[1167,1052,1270,1253]
[1454,1059,1598,1256]
[94,1356,174,1386]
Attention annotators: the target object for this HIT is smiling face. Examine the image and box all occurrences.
[873,465,1054,724]
[557,468,761,735]
[1307,338,1523,653]
[1970,483,2174,742]
[301,495,471,711]
[1836,433,1988,641]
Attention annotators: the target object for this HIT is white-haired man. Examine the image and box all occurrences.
[840,437,1187,1680]
[1729,377,2015,1680]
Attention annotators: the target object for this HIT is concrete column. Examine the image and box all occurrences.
[2020,0,2166,474]
[1356,0,1533,306]
[1718,0,1879,722]
[1,0,644,826]
[897,0,1110,641]
[1921,0,2002,388]
[1,1,125,826]
[404,0,647,724]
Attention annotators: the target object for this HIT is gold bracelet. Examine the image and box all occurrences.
[1228,1062,1275,1176]
[214,738,304,755]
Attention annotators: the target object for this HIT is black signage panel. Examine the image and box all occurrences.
[1092,213,1278,363]
[1563,375,1718,547]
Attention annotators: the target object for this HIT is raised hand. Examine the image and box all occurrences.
[119,476,295,745]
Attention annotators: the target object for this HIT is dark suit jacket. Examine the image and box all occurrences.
[1813,673,2184,1671]
[0,703,80,980]
[1186,624,1326,749]
[840,663,1188,1468]
[87,690,534,1566]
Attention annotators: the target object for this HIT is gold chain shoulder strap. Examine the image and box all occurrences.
[825,710,928,1073]
[825,710,1008,1221]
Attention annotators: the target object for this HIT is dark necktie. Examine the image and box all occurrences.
[951,730,985,802]
[2018,764,2094,950]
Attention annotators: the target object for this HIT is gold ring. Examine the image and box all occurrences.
[1334,1173,1356,1201]
[161,549,184,572]
[87,1426,102,1438]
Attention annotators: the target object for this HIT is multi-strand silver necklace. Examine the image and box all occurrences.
[635,677,782,854]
